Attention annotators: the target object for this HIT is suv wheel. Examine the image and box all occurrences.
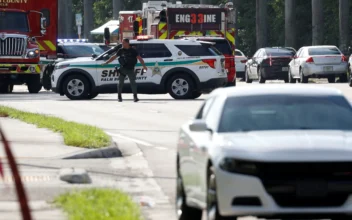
[168,74,194,99]
[63,75,90,100]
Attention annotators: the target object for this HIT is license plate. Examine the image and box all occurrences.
[296,180,327,197]
[282,67,289,71]
[323,66,333,71]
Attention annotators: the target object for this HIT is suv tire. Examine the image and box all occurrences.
[63,74,90,100]
[167,74,195,100]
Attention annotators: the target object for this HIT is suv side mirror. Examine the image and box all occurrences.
[189,120,208,132]
[57,53,65,58]
[92,54,98,58]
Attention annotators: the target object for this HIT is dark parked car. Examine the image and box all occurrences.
[245,47,295,83]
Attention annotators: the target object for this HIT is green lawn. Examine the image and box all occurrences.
[0,105,111,148]
[54,189,142,220]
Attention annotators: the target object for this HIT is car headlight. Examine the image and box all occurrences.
[27,49,40,58]
[54,64,70,70]
[219,158,258,175]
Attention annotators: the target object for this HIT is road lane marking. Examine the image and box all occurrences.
[106,132,153,147]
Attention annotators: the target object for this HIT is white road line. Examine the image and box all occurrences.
[106,132,154,147]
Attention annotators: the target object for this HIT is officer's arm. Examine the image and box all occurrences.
[137,56,147,69]
[104,54,117,65]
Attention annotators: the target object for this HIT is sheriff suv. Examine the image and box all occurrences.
[51,36,227,100]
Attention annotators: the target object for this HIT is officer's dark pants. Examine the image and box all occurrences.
[118,67,137,96]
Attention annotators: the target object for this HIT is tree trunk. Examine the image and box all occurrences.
[285,0,296,49]
[65,0,74,38]
[312,0,323,45]
[58,0,66,38]
[339,0,349,55]
[113,0,123,20]
[256,0,268,49]
[233,0,239,49]
[83,0,94,41]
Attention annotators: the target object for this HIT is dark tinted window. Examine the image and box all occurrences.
[57,46,64,54]
[134,44,171,58]
[198,39,232,55]
[63,45,105,57]
[0,12,29,32]
[235,51,243,56]
[264,49,294,57]
[218,95,352,132]
[308,47,341,56]
[176,44,221,56]
[40,9,50,26]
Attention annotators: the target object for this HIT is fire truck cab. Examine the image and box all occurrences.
[135,1,236,86]
[0,0,58,93]
[118,11,143,41]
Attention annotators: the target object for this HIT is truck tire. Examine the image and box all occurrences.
[63,74,90,100]
[0,83,12,93]
[27,75,42,93]
[167,74,195,100]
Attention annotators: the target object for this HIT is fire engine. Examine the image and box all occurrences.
[0,0,58,93]
[131,1,236,86]
[118,11,143,41]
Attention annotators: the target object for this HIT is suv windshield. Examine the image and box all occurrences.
[63,45,105,57]
[199,39,232,55]
[308,47,341,56]
[218,95,352,132]
[0,12,29,32]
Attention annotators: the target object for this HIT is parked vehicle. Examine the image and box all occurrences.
[234,49,247,80]
[289,45,348,83]
[245,47,294,83]
[177,84,352,220]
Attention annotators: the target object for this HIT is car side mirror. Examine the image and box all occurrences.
[293,55,298,59]
[57,53,64,58]
[189,120,208,132]
[92,54,98,58]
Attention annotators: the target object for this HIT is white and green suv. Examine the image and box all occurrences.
[51,38,228,100]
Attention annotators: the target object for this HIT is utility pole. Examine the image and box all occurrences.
[339,0,349,55]
[84,0,94,41]
[113,0,123,20]
[256,0,267,49]
[285,0,296,49]
[312,0,323,45]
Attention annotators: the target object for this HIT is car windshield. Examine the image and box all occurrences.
[265,49,294,57]
[218,95,352,132]
[0,12,29,32]
[64,45,105,57]
[308,47,341,56]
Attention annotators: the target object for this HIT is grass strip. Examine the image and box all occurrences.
[0,105,110,148]
[54,189,142,220]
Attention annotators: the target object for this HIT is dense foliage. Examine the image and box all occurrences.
[71,0,352,56]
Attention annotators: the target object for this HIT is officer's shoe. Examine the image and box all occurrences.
[133,95,139,102]
[118,95,123,102]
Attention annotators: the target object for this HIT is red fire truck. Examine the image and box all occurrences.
[118,11,143,41]
[132,1,236,86]
[0,0,58,93]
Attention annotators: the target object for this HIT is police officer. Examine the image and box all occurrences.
[102,39,147,102]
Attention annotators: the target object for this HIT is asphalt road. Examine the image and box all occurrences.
[1,80,351,219]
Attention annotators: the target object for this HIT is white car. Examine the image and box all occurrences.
[51,36,227,100]
[288,45,348,83]
[234,49,247,79]
[177,85,352,220]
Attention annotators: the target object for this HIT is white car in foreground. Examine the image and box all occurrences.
[177,85,352,220]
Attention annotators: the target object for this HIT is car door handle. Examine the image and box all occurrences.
[164,59,173,61]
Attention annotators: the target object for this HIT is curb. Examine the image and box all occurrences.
[61,138,122,159]
[115,138,142,157]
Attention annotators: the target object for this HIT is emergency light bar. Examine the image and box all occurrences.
[57,39,89,43]
[136,35,154,41]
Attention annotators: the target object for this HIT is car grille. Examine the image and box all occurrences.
[255,162,352,207]
[0,37,26,57]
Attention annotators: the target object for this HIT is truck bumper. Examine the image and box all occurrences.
[0,64,41,74]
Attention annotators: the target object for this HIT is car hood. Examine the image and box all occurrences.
[57,57,95,65]
[213,130,352,162]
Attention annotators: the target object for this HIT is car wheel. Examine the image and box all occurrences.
[258,68,265,84]
[63,74,90,100]
[349,67,352,87]
[328,75,335,83]
[168,74,194,100]
[245,68,252,83]
[299,68,308,83]
[176,161,202,220]
[288,69,296,83]
[86,92,99,100]
[207,166,236,220]
[339,73,348,83]
[191,91,202,99]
